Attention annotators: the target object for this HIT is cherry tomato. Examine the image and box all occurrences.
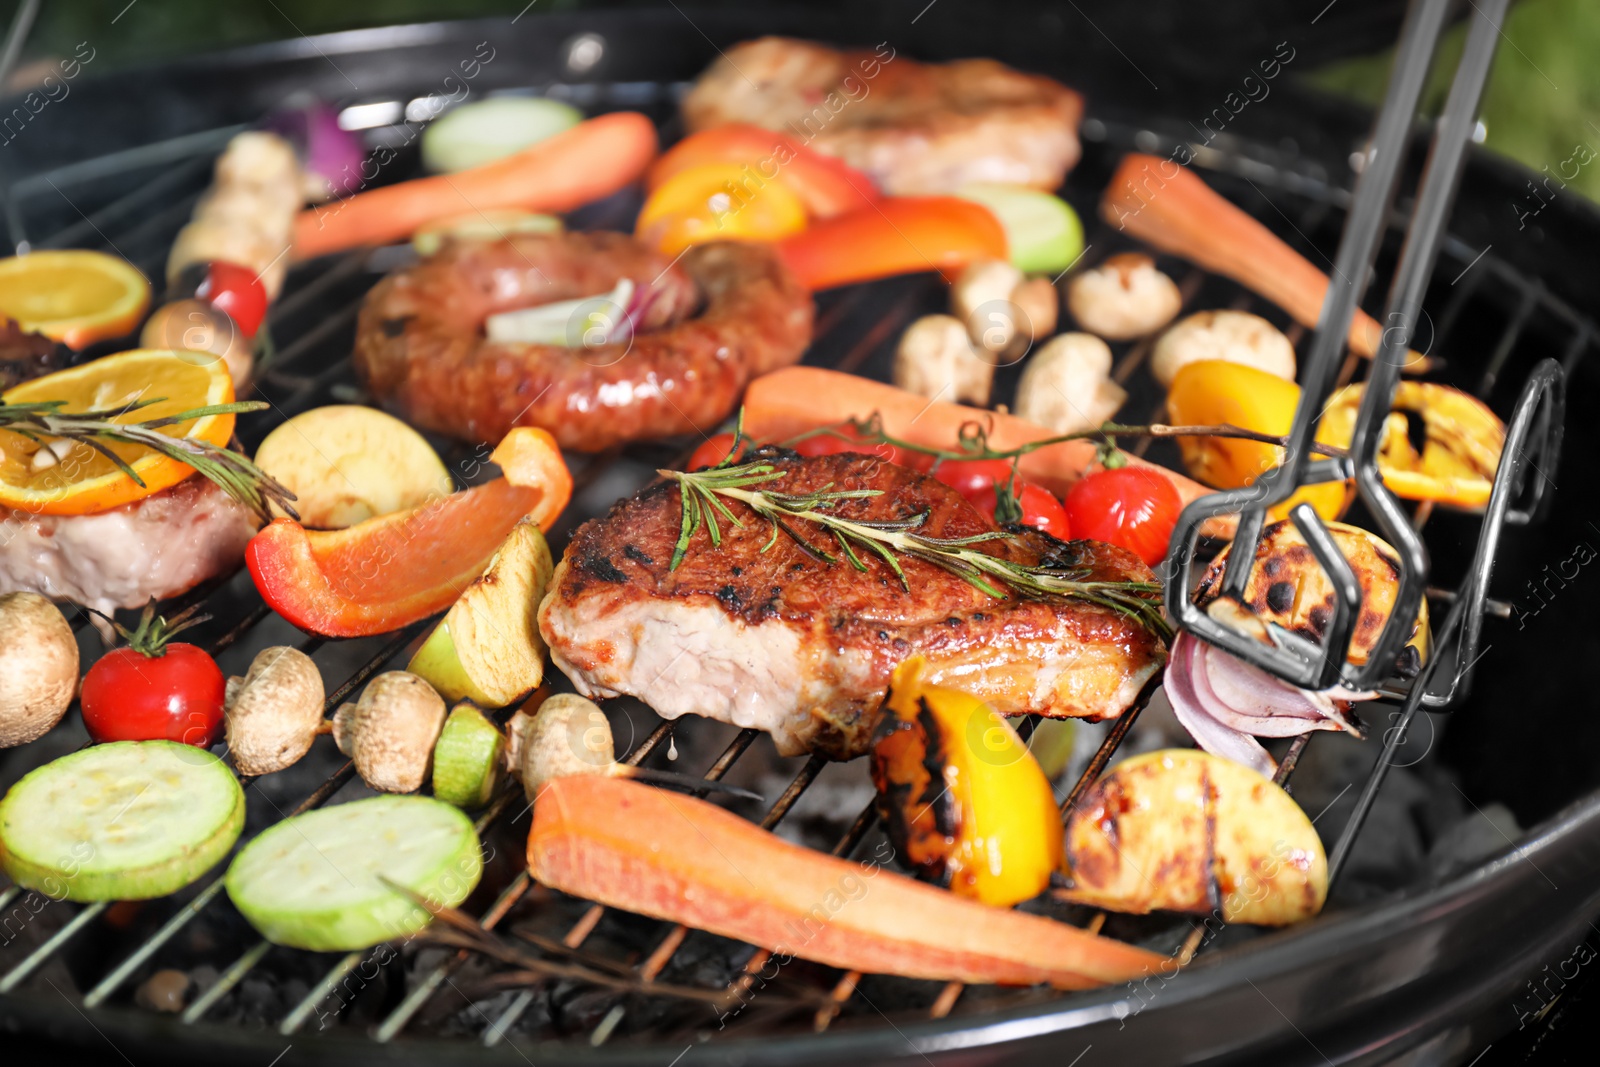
[971,480,1072,541]
[789,424,914,467]
[194,261,268,339]
[1064,466,1182,567]
[81,643,226,748]
[931,457,1016,500]
[686,432,749,471]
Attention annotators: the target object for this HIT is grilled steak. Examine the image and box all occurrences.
[0,474,258,620]
[682,37,1083,195]
[539,451,1165,758]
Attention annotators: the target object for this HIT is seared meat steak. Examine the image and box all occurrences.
[539,452,1165,758]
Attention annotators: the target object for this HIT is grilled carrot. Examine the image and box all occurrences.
[742,366,1229,535]
[529,775,1166,989]
[292,112,658,259]
[1101,154,1426,370]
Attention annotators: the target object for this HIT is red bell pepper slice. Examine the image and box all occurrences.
[648,125,879,219]
[776,197,1008,291]
[246,428,572,638]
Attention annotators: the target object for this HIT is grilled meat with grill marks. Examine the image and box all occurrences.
[682,37,1083,195]
[538,451,1165,758]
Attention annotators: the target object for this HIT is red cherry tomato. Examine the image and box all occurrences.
[971,480,1072,541]
[81,644,226,748]
[195,261,268,339]
[931,457,1016,500]
[1064,466,1181,567]
[789,424,914,467]
[686,432,749,471]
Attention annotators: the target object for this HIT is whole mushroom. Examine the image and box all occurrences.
[1150,309,1297,388]
[224,646,326,776]
[0,592,79,748]
[1013,333,1127,435]
[333,671,447,793]
[1066,253,1183,341]
[893,315,995,406]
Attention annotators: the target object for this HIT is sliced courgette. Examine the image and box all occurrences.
[432,704,506,809]
[224,795,481,951]
[955,183,1084,274]
[0,741,245,902]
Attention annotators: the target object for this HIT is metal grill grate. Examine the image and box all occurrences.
[0,69,1589,1055]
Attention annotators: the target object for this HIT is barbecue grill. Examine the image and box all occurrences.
[1,4,1598,1065]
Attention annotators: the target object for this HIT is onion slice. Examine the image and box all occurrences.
[1163,632,1371,774]
[486,279,637,347]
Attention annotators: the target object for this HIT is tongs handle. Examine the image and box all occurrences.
[1164,0,1514,691]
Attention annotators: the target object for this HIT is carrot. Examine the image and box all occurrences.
[743,366,1233,536]
[1100,154,1426,370]
[530,775,1166,988]
[293,112,659,260]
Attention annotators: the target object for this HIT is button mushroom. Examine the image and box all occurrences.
[332,671,447,793]
[506,692,762,805]
[1013,333,1127,435]
[949,259,1057,363]
[224,646,326,776]
[1150,309,1297,388]
[893,314,995,406]
[1066,252,1184,341]
[0,592,79,749]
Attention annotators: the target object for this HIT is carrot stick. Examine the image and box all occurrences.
[743,366,1234,537]
[293,112,659,260]
[1101,154,1426,370]
[530,775,1166,988]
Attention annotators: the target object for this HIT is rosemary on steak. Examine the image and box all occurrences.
[0,397,296,523]
[660,452,1171,640]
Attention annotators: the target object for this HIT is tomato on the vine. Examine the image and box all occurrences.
[195,261,268,338]
[1064,466,1181,567]
[930,457,1015,500]
[80,606,225,748]
[789,424,920,467]
[686,432,749,471]
[971,480,1072,541]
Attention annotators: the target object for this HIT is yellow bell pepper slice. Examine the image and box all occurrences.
[871,656,1062,908]
[1165,359,1350,522]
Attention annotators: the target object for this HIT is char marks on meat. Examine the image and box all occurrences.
[539,451,1165,758]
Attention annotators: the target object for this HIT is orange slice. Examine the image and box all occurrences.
[0,250,151,349]
[0,349,235,515]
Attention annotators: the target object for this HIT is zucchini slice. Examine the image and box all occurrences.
[225,795,482,951]
[432,704,506,809]
[0,741,245,902]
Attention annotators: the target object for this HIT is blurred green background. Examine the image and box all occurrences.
[6,0,1597,201]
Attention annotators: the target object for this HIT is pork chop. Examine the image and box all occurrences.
[538,451,1166,758]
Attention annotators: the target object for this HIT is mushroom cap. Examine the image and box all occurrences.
[0,592,78,749]
[1150,309,1296,388]
[1067,252,1183,341]
[334,671,446,793]
[516,693,615,798]
[1014,332,1125,434]
[225,646,325,776]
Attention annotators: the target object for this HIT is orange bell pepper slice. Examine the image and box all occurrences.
[246,428,572,638]
[647,125,879,218]
[636,162,808,257]
[776,197,1008,291]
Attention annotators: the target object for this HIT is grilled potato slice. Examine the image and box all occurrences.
[1193,520,1430,676]
[1061,749,1327,926]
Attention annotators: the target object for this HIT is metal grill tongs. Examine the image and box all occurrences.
[1163,0,1562,710]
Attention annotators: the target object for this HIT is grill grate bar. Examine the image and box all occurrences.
[179,940,271,1024]
[0,902,107,994]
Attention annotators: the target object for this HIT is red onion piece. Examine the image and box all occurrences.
[267,100,365,200]
[1164,634,1277,777]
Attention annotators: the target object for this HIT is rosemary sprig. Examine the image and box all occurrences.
[0,397,297,523]
[661,458,1171,640]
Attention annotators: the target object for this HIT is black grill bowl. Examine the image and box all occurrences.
[2,8,1599,1066]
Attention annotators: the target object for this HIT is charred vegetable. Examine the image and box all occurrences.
[1319,381,1505,509]
[870,656,1061,908]
[1061,749,1327,926]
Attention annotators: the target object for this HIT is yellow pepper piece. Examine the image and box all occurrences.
[871,656,1062,908]
[1318,381,1505,509]
[1165,359,1350,522]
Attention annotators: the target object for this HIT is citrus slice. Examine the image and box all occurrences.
[0,348,235,515]
[636,162,808,256]
[0,250,151,349]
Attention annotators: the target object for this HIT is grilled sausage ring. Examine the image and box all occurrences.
[353,231,814,453]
